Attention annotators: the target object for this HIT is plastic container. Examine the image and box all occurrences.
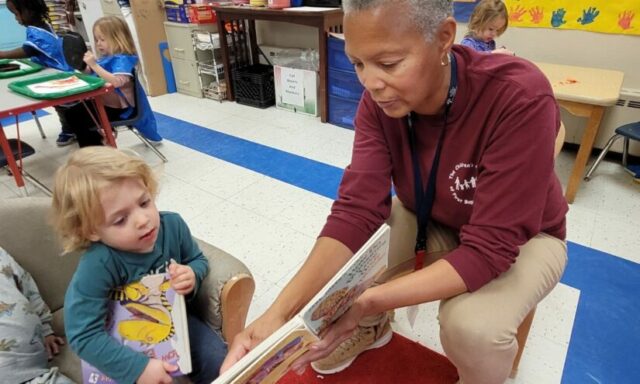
[328,35,353,72]
[268,0,290,8]
[8,72,106,100]
[0,59,43,79]
[328,94,359,129]
[250,0,267,6]
[328,68,363,100]
[188,4,217,23]
[165,4,190,23]
[290,0,303,6]
[233,64,275,108]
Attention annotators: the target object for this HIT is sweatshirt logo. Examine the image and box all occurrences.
[448,162,478,205]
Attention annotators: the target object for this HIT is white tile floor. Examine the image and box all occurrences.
[1,93,639,383]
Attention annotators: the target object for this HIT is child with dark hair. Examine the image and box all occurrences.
[0,0,76,146]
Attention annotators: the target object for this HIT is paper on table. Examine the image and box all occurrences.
[10,60,32,70]
[26,75,89,94]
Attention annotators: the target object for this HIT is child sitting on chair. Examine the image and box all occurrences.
[0,0,77,147]
[64,16,163,147]
[0,246,72,384]
[51,147,226,383]
[460,0,514,56]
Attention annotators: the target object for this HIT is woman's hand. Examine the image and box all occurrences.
[220,310,288,373]
[83,51,97,68]
[290,298,367,374]
[168,263,195,295]
[136,359,177,384]
[44,334,65,360]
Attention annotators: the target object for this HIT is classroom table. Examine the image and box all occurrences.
[0,69,116,195]
[534,62,625,204]
[213,5,344,123]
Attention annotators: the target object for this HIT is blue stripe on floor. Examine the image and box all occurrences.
[0,109,49,127]
[155,112,344,200]
[153,111,640,384]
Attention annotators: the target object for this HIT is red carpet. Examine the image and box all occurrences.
[278,332,458,383]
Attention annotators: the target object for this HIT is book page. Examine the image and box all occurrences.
[302,224,390,335]
[26,75,88,94]
[213,317,310,384]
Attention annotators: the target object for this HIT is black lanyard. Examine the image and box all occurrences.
[407,53,457,270]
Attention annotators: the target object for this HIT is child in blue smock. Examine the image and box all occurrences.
[63,15,163,147]
[0,0,77,146]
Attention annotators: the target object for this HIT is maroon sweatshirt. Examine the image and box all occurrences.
[320,45,568,292]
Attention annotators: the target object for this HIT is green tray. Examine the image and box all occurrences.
[8,72,106,100]
[0,59,43,79]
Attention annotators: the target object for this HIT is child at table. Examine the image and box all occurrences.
[460,0,514,56]
[0,246,73,384]
[51,146,225,383]
[62,15,163,147]
[0,0,77,146]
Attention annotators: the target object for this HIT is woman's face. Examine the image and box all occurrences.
[344,5,455,117]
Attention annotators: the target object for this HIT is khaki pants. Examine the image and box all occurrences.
[379,198,567,384]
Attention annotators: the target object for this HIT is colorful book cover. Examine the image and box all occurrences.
[214,223,390,384]
[81,273,191,384]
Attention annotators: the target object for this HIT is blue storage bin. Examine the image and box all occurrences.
[328,36,354,72]
[329,95,360,130]
[328,68,364,100]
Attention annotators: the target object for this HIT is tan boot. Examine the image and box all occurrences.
[311,311,393,374]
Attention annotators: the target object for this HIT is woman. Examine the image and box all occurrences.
[223,1,568,383]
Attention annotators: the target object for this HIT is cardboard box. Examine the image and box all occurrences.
[274,65,318,116]
[130,0,169,96]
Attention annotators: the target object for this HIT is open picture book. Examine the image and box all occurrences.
[81,273,191,384]
[214,223,391,384]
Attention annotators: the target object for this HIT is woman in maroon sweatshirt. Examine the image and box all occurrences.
[223,1,568,383]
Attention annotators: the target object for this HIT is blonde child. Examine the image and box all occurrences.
[460,0,514,55]
[65,16,162,147]
[51,147,225,384]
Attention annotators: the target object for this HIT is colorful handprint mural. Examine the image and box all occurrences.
[454,1,639,36]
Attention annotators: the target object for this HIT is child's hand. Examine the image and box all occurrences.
[168,263,196,295]
[83,51,97,68]
[136,359,177,384]
[44,335,65,360]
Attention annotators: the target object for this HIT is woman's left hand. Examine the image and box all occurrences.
[44,334,65,360]
[290,299,368,374]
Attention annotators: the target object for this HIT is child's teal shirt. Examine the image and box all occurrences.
[64,212,208,384]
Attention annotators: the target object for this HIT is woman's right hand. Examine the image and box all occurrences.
[136,359,177,384]
[220,310,287,373]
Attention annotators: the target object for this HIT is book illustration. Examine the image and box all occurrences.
[82,273,191,384]
[213,224,390,384]
[27,75,89,94]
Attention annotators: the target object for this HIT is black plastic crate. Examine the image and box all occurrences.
[233,64,275,109]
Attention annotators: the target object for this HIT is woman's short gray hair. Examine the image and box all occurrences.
[343,0,453,41]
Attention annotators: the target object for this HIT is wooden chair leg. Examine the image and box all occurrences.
[510,307,537,379]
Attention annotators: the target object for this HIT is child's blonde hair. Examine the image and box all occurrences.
[467,0,509,38]
[51,147,158,253]
[93,16,137,56]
